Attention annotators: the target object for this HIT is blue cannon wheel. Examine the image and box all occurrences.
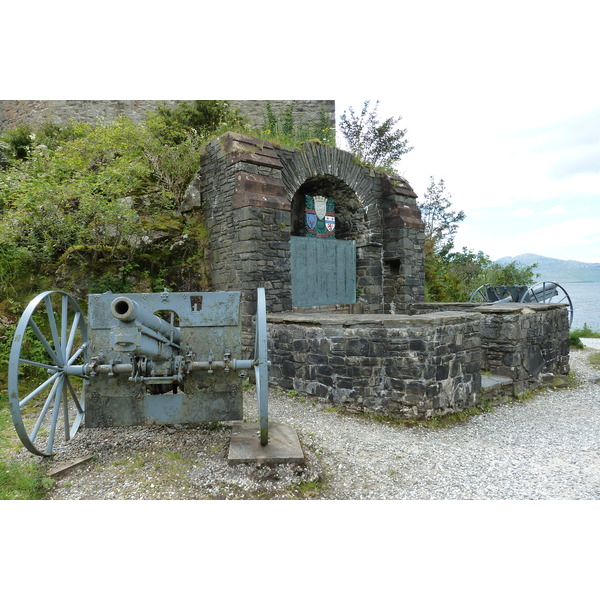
[254,288,269,446]
[8,291,88,456]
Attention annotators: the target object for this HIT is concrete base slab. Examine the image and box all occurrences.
[228,422,305,466]
[481,373,513,392]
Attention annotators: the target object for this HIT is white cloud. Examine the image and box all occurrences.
[507,208,535,218]
[543,205,566,215]
[477,219,600,262]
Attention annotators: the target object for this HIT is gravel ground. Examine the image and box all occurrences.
[10,343,600,500]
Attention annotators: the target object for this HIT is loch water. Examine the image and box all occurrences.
[562,281,600,332]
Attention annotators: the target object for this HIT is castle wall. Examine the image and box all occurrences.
[0,100,335,132]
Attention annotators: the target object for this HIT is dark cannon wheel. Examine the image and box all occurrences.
[8,291,88,456]
[469,284,492,303]
[521,281,574,326]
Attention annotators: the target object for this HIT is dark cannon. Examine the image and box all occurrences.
[469,281,573,325]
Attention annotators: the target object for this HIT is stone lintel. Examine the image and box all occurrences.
[385,203,423,229]
[221,131,283,169]
[232,172,289,210]
[381,174,418,199]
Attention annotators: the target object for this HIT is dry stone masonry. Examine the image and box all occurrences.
[268,312,482,419]
[410,302,571,396]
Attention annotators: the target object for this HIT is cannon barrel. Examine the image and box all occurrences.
[110,296,181,345]
[521,282,558,303]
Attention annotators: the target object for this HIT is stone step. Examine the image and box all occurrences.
[481,373,513,392]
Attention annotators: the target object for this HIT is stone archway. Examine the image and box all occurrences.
[287,175,365,308]
[277,140,423,314]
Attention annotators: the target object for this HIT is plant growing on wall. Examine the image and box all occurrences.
[260,102,335,146]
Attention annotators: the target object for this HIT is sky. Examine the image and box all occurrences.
[5,1,600,265]
[333,3,600,264]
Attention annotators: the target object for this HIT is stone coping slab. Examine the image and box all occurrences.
[267,311,481,328]
[412,301,567,315]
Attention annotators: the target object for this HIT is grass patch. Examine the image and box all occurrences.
[0,459,53,499]
[1,399,54,499]
[292,476,328,499]
[589,352,600,370]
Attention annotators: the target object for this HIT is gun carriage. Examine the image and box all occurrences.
[8,288,269,456]
[469,281,573,326]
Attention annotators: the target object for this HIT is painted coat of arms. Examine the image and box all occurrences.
[305,194,335,238]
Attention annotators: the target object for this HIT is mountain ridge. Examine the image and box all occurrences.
[494,253,600,283]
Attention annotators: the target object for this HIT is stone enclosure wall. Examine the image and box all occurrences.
[268,312,482,419]
[410,302,570,396]
[267,303,570,418]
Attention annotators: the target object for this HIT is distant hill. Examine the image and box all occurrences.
[494,254,600,283]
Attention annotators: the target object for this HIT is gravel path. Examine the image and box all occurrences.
[14,344,600,500]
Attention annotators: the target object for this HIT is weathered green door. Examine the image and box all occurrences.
[290,236,356,307]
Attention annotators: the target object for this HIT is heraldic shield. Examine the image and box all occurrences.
[305,194,335,238]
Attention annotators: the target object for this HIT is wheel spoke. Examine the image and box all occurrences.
[61,295,69,364]
[18,358,60,371]
[67,344,86,365]
[29,377,61,442]
[63,377,71,441]
[45,377,65,454]
[44,295,63,364]
[28,317,62,367]
[65,376,85,414]
[65,311,81,359]
[19,371,61,408]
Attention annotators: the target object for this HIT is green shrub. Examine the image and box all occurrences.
[570,332,584,349]
[571,323,600,339]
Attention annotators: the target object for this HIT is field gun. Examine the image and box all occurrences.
[7,288,269,456]
[469,281,573,325]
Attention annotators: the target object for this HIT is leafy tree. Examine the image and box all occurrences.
[419,176,465,256]
[417,177,536,301]
[339,100,412,170]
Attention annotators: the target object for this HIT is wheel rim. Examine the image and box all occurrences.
[8,291,88,456]
[469,284,492,303]
[254,288,269,446]
[522,281,574,327]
